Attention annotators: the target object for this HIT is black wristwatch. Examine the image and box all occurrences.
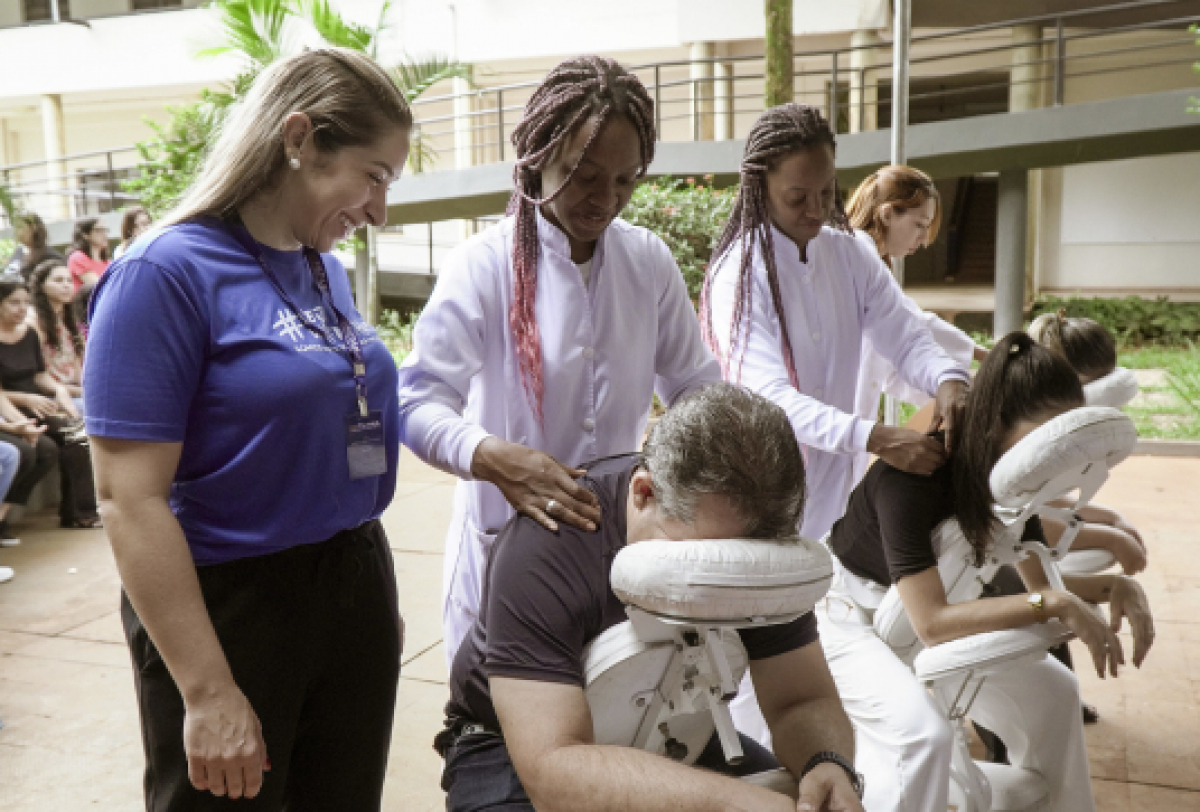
[801,750,865,800]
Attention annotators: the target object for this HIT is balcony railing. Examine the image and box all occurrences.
[1,0,1196,231]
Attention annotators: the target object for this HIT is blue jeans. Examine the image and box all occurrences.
[0,440,20,504]
[442,730,781,812]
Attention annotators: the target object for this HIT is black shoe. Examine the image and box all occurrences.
[1082,702,1100,724]
[0,521,19,547]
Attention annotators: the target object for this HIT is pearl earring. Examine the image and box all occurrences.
[289,156,300,169]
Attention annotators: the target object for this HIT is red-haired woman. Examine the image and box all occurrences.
[701,106,970,546]
[398,56,721,661]
[845,165,988,483]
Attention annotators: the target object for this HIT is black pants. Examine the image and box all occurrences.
[123,520,402,812]
[51,433,98,524]
[442,730,781,812]
[0,430,57,506]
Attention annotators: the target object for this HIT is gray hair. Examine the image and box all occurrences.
[642,383,806,538]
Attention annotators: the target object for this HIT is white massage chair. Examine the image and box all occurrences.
[871,406,1138,812]
[582,536,834,797]
[1057,366,1141,576]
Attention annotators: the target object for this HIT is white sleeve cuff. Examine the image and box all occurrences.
[453,425,495,481]
[850,418,876,454]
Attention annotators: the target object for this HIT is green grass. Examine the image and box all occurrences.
[1118,343,1200,441]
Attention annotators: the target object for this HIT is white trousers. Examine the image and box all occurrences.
[732,590,1096,812]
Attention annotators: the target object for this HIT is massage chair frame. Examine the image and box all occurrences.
[1057,366,1141,576]
[872,406,1138,812]
[583,537,834,796]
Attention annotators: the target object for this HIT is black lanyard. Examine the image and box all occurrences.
[221,219,371,416]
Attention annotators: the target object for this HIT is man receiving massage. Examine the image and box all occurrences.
[436,383,864,812]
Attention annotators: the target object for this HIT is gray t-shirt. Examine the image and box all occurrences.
[445,453,820,731]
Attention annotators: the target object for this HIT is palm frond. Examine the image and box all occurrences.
[295,0,373,51]
[369,0,394,59]
[199,0,296,70]
[406,126,439,174]
[392,56,472,103]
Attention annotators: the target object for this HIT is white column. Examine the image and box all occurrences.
[1009,24,1043,114]
[714,49,734,141]
[1009,24,1043,305]
[689,41,715,141]
[0,119,10,167]
[995,169,1029,337]
[849,29,881,133]
[453,69,474,170]
[41,94,68,220]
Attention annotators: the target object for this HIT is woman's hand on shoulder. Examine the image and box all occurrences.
[471,437,602,533]
[1108,575,1155,668]
[1046,591,1125,678]
[866,424,947,476]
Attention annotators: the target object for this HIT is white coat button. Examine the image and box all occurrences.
[812,332,820,341]
[815,388,825,397]
[583,347,595,360]
[582,418,596,432]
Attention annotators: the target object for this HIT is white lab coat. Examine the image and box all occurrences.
[706,224,970,542]
[398,212,722,662]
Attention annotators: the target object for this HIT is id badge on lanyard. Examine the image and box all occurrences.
[224,219,388,480]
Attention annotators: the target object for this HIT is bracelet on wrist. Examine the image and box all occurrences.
[801,751,864,799]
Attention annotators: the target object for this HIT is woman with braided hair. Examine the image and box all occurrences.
[398,56,721,662]
[701,104,970,545]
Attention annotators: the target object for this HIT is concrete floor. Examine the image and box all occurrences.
[0,452,1198,811]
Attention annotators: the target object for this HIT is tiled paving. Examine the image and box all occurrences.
[0,452,1197,810]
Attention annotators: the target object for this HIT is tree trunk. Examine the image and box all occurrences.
[764,0,794,108]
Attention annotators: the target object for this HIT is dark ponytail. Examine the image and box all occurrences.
[952,331,1085,563]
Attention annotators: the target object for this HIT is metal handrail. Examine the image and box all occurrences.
[1,0,1196,229]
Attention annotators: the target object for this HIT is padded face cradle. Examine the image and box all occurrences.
[989,407,1137,510]
[611,538,833,624]
[1083,367,1139,408]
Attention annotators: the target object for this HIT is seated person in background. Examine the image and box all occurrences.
[439,383,864,812]
[28,260,85,406]
[66,218,111,292]
[0,277,98,528]
[1028,310,1147,575]
[113,206,152,260]
[4,213,64,281]
[819,332,1155,812]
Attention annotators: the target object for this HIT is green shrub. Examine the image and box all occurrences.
[1028,295,1200,348]
[377,308,419,364]
[621,175,734,301]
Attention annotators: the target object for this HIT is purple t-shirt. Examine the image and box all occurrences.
[83,219,400,566]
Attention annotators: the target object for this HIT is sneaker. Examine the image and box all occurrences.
[0,566,12,583]
[0,522,18,548]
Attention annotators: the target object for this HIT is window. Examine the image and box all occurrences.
[23,0,70,22]
[133,0,184,8]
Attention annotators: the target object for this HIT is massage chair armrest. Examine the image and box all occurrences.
[913,622,1073,684]
[1059,548,1118,576]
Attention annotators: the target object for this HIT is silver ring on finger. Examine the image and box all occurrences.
[546,499,560,515]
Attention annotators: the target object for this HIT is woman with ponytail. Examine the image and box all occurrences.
[398,56,721,661]
[816,332,1155,812]
[701,105,970,544]
[845,166,989,482]
[1028,310,1148,576]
